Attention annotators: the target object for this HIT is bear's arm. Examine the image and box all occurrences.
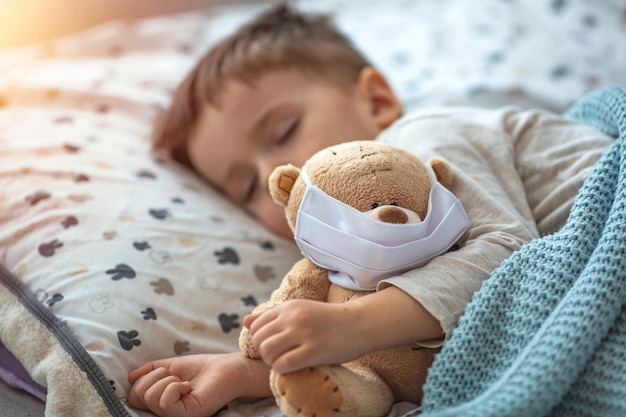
[267,258,331,302]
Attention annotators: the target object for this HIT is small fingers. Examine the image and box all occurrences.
[271,347,314,375]
[128,367,180,412]
[243,312,261,329]
[251,324,282,358]
[246,309,278,335]
[128,362,157,384]
[128,358,173,384]
[157,381,194,417]
[254,329,302,368]
[129,366,164,408]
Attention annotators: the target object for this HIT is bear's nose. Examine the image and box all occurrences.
[378,206,409,224]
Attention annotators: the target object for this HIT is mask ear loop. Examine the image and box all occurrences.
[300,168,314,187]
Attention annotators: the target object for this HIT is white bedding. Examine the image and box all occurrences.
[0,1,624,416]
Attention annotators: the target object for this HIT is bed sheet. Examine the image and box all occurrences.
[1,0,625,416]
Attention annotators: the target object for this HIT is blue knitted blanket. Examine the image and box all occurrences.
[417,85,626,417]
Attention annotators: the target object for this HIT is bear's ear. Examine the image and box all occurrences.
[268,164,301,207]
[428,157,453,190]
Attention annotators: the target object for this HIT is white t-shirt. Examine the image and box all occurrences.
[376,106,613,339]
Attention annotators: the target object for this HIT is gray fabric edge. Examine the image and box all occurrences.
[0,262,131,417]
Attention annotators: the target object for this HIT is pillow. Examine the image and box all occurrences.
[306,0,626,112]
[0,5,301,416]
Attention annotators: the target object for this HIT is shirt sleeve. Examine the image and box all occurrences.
[502,108,613,236]
[375,107,612,339]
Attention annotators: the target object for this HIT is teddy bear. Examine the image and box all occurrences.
[239,140,469,417]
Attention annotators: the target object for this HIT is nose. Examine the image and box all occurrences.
[378,206,409,224]
[256,157,281,193]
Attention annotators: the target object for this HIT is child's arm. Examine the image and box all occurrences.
[244,285,441,375]
[127,352,272,417]
[245,107,614,376]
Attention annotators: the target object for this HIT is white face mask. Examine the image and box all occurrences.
[294,167,470,291]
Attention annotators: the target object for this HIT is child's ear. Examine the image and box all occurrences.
[357,67,402,129]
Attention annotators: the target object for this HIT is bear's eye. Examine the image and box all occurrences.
[390,202,398,206]
[371,203,380,209]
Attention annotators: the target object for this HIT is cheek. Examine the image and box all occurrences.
[253,197,293,239]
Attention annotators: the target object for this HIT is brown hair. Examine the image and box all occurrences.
[152,2,371,167]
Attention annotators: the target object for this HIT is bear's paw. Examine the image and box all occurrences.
[273,367,342,417]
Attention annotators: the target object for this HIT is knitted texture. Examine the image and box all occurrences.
[417,85,626,417]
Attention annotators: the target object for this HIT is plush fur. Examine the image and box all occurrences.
[239,141,454,417]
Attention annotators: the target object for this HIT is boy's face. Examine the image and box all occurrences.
[187,68,399,238]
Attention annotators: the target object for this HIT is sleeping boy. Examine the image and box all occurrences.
[127,4,613,417]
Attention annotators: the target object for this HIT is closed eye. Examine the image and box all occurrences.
[275,117,300,145]
[243,172,258,205]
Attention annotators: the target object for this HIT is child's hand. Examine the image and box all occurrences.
[244,299,371,374]
[128,365,193,417]
[128,353,272,417]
